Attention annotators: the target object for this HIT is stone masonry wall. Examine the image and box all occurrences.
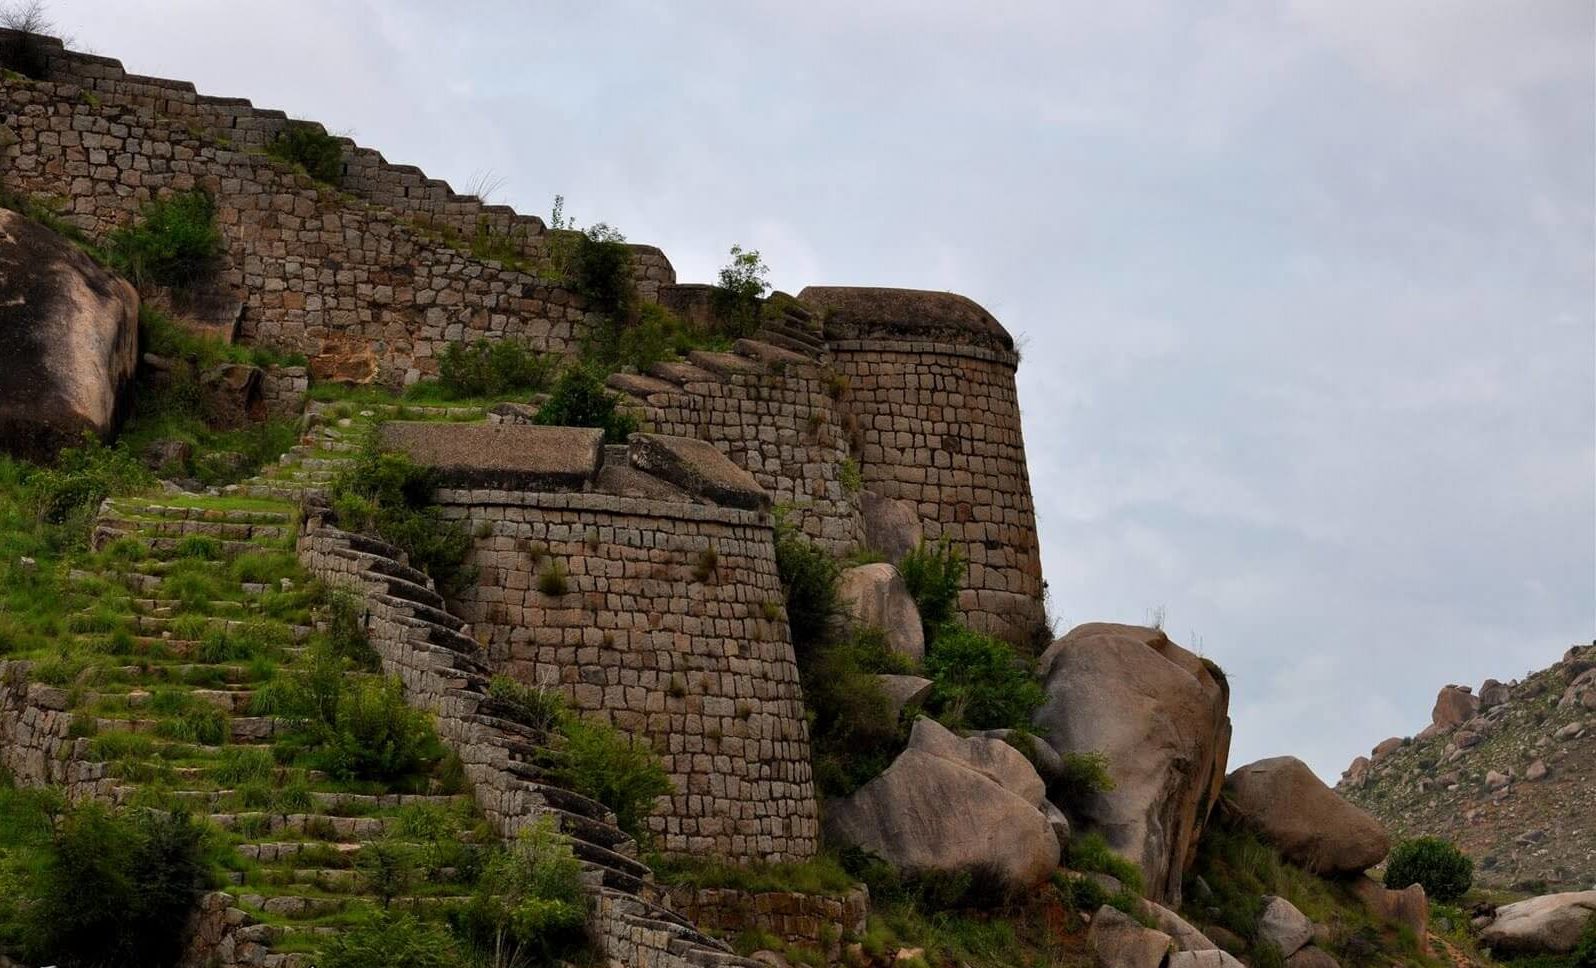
[5,31,674,302]
[830,337,1046,641]
[661,885,870,961]
[1,73,600,385]
[613,351,864,555]
[0,661,111,799]
[438,488,820,863]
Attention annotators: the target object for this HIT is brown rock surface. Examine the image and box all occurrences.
[1225,756,1390,875]
[860,490,923,564]
[1432,685,1481,731]
[1087,905,1173,968]
[1034,622,1231,904]
[1350,877,1429,948]
[837,562,924,662]
[1479,891,1596,954]
[380,422,602,490]
[799,285,1015,351]
[0,208,139,459]
[628,432,768,510]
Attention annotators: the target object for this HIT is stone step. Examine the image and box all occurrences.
[210,813,391,839]
[732,338,810,368]
[94,715,283,742]
[86,686,256,714]
[751,326,824,359]
[95,516,290,542]
[686,349,764,378]
[107,501,294,525]
[649,359,723,387]
[133,598,251,616]
[91,614,315,641]
[606,372,682,399]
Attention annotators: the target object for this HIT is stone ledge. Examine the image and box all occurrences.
[628,434,769,511]
[380,422,603,490]
[801,285,1014,352]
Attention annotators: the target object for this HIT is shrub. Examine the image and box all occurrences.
[457,818,589,966]
[312,676,443,782]
[320,911,461,968]
[1066,832,1145,895]
[20,803,211,968]
[1051,750,1116,809]
[436,337,556,399]
[1383,837,1472,901]
[899,539,965,641]
[1574,916,1596,968]
[552,717,672,843]
[104,191,225,291]
[568,223,634,315]
[533,367,638,444]
[923,625,1044,731]
[266,122,344,185]
[488,675,566,735]
[804,629,913,797]
[328,436,476,597]
[24,436,152,532]
[584,301,720,373]
[710,244,769,338]
[773,512,839,652]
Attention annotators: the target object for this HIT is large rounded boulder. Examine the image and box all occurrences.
[0,209,139,460]
[1224,756,1390,875]
[1033,623,1232,904]
[824,717,1059,889]
[837,562,924,662]
[1479,892,1596,955]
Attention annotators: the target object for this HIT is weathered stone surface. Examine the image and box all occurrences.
[837,562,924,662]
[824,744,1059,888]
[1087,905,1172,968]
[1034,622,1232,904]
[380,422,602,490]
[1371,737,1403,761]
[1350,877,1428,945]
[0,208,139,460]
[906,717,1046,807]
[1257,896,1313,957]
[1285,947,1340,968]
[1479,891,1596,954]
[628,432,768,510]
[142,437,193,471]
[1479,678,1511,709]
[876,675,933,722]
[1168,950,1246,968]
[199,362,263,429]
[1144,900,1217,952]
[800,286,1015,351]
[1225,756,1390,875]
[860,490,922,564]
[1432,685,1480,731]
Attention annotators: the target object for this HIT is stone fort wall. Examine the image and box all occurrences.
[2,31,675,300]
[439,486,819,862]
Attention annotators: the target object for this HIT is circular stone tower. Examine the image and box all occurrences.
[800,286,1046,645]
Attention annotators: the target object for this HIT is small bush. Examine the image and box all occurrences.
[320,911,461,968]
[552,717,672,843]
[533,367,638,444]
[1052,750,1116,810]
[568,223,634,315]
[773,512,839,652]
[1066,832,1144,895]
[804,628,913,797]
[104,191,224,291]
[923,625,1044,731]
[436,337,557,399]
[710,244,769,338]
[19,803,212,968]
[584,301,723,374]
[1384,836,1472,901]
[457,818,590,966]
[899,539,965,641]
[266,122,344,185]
[312,676,443,782]
[24,437,152,535]
[488,675,565,735]
[328,436,476,598]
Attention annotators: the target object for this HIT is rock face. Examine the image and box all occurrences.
[1256,896,1313,957]
[1225,757,1389,875]
[824,718,1059,888]
[1432,685,1480,731]
[199,362,263,429]
[1479,891,1596,954]
[860,490,922,564]
[1033,623,1232,904]
[837,562,925,662]
[1350,877,1429,944]
[1088,905,1172,968]
[0,208,140,460]
[876,675,932,722]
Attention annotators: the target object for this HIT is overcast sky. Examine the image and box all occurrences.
[56,1,1595,781]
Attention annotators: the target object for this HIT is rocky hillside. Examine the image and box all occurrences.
[1338,644,1596,892]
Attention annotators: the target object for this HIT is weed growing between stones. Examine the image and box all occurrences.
[264,121,344,185]
[711,244,770,339]
[104,190,225,292]
[899,538,965,643]
[533,367,637,444]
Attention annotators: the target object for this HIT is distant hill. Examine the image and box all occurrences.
[1338,643,1596,892]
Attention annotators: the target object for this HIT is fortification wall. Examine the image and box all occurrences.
[3,30,674,300]
[802,288,1047,642]
[440,487,819,862]
[0,662,112,799]
[610,349,864,554]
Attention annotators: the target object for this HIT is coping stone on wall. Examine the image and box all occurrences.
[380,422,602,490]
[628,433,769,511]
[799,285,1015,351]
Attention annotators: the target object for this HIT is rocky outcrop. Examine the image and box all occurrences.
[860,490,922,564]
[0,208,140,459]
[1256,896,1313,956]
[1033,623,1232,904]
[1225,757,1389,875]
[824,718,1059,888]
[1088,906,1172,968]
[877,675,933,722]
[1350,877,1429,943]
[1431,685,1480,731]
[1478,891,1596,954]
[198,362,264,429]
[837,562,925,662]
